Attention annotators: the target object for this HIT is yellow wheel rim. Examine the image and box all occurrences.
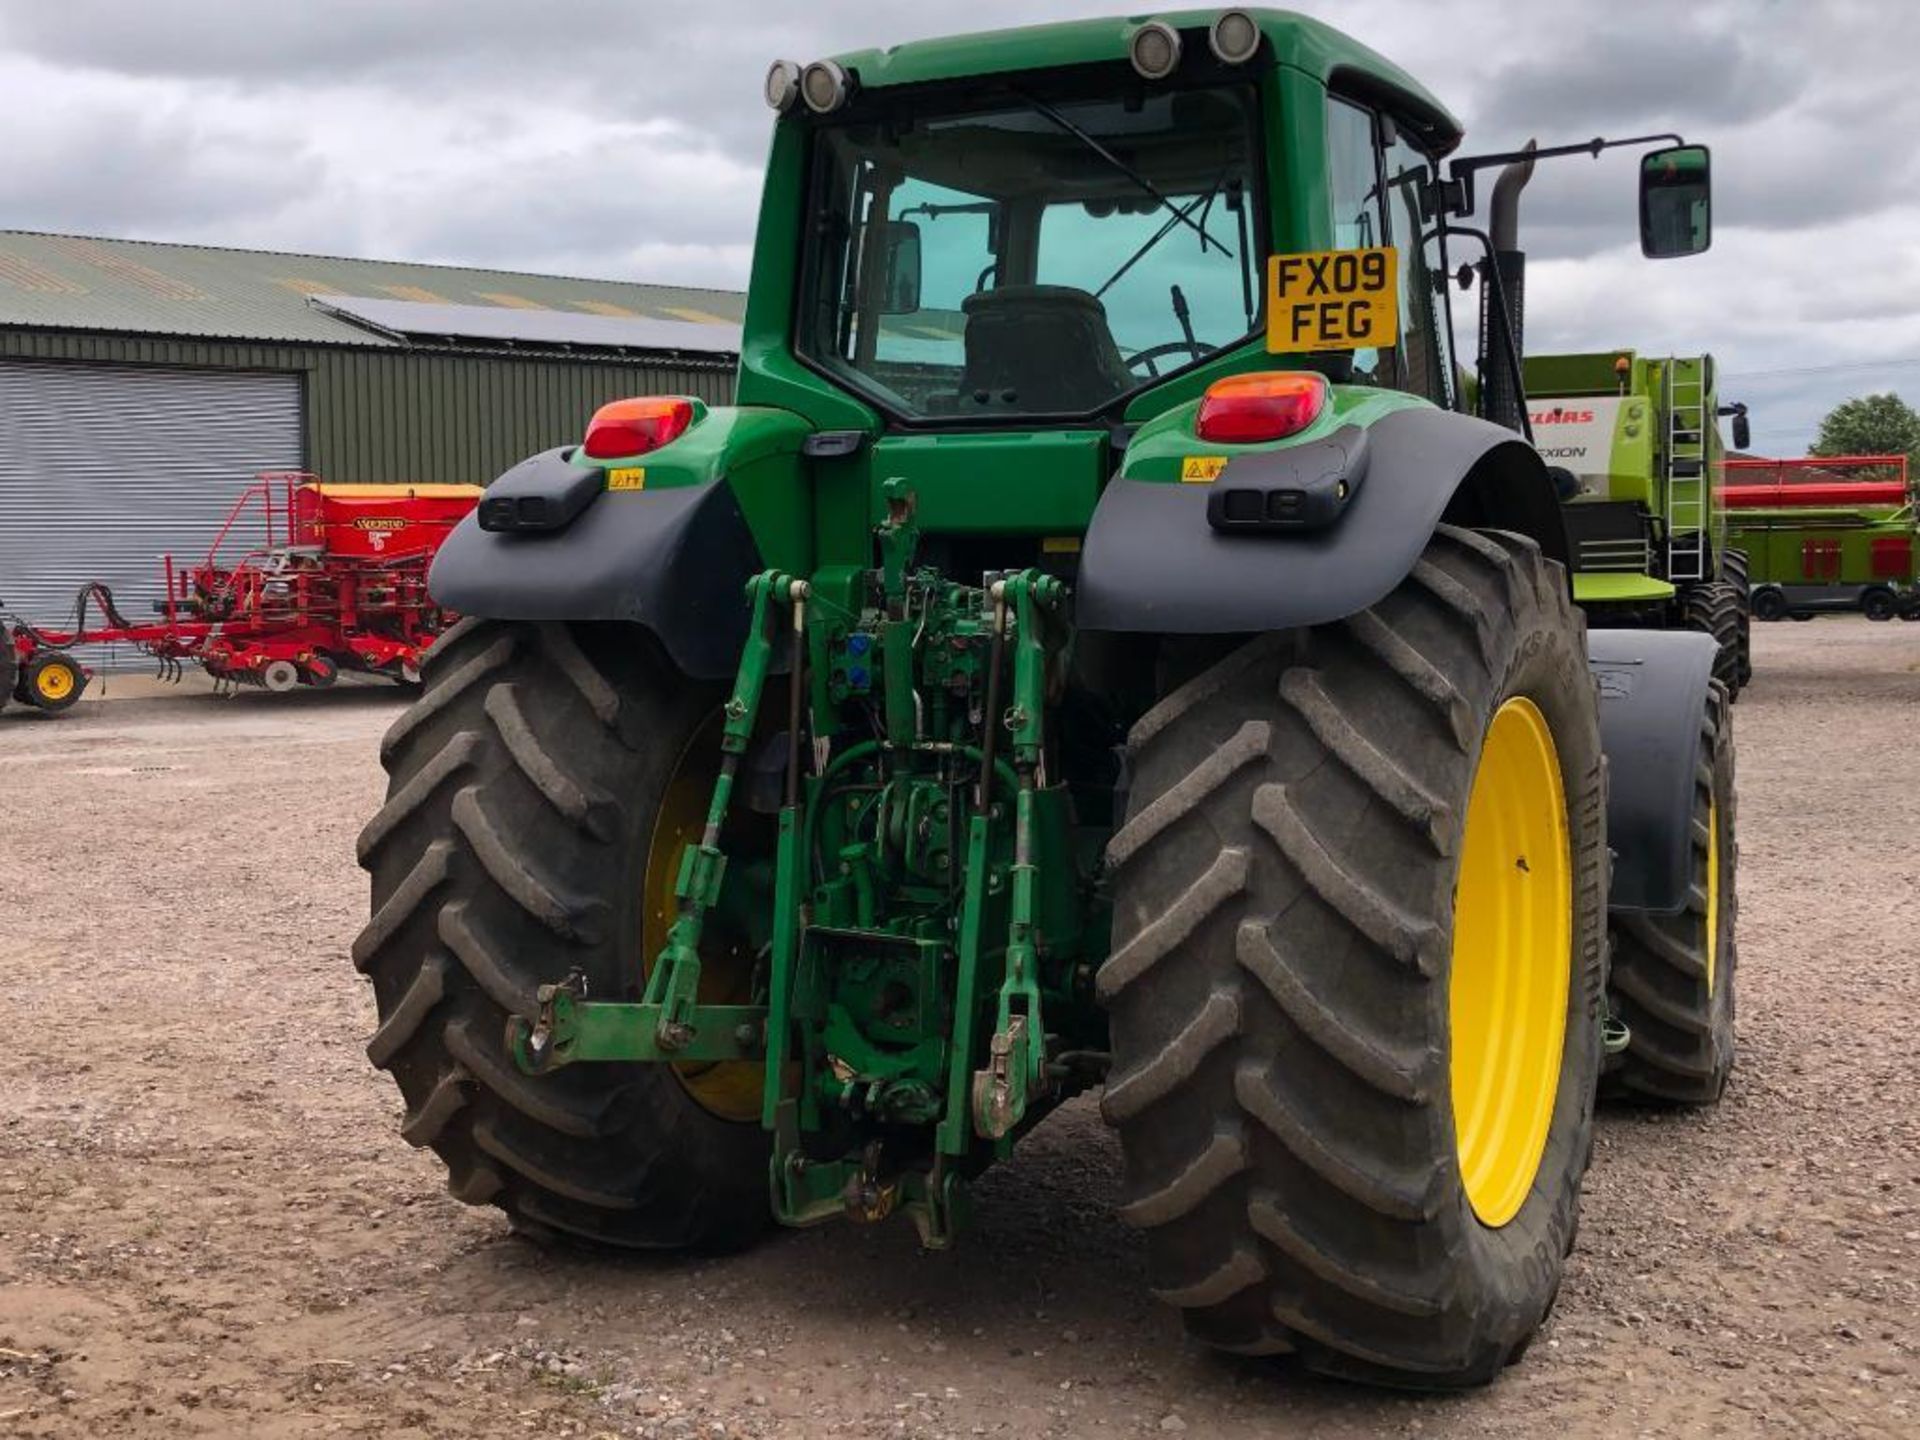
[1449,696,1573,1229]
[36,662,76,702]
[1704,799,1719,995]
[641,716,767,1123]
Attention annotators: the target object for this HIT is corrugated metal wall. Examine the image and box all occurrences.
[0,328,736,486]
[0,359,302,669]
[303,346,734,484]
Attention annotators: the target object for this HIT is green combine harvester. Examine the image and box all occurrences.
[353,9,1739,1388]
[1522,350,1753,694]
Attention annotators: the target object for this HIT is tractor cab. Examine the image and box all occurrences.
[754,10,1465,443]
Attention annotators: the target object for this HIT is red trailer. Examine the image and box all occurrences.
[2,472,479,713]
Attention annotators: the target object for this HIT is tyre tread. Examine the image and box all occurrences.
[1102,532,1607,1388]
[352,619,770,1250]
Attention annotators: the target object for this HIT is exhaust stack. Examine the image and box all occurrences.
[1478,141,1537,435]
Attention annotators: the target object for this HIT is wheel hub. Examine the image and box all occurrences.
[1449,696,1573,1229]
[641,716,770,1123]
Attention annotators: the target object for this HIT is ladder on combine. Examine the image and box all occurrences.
[1664,357,1710,582]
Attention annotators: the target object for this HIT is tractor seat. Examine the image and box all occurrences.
[959,285,1135,413]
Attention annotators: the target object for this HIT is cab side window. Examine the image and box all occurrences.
[1326,98,1456,407]
[1325,98,1392,386]
[873,177,995,368]
[1383,132,1455,409]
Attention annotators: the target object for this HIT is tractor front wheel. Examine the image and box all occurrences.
[1100,526,1607,1387]
[352,618,771,1248]
[1605,680,1737,1104]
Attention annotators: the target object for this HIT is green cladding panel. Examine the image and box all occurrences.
[0,328,734,485]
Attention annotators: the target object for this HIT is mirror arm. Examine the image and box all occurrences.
[1443,132,1687,215]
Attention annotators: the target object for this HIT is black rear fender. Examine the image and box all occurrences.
[429,447,762,680]
[1076,407,1568,634]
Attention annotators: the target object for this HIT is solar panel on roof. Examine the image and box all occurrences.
[307,294,741,356]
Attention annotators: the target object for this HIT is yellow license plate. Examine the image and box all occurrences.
[1266,246,1399,353]
[1181,455,1229,484]
[607,467,646,492]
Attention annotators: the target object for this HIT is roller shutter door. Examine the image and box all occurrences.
[0,361,303,672]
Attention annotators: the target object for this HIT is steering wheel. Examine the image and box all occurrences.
[1125,340,1214,378]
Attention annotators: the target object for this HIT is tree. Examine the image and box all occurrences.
[1810,392,1920,463]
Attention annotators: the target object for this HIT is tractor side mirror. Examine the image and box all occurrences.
[879,220,923,314]
[1639,145,1712,258]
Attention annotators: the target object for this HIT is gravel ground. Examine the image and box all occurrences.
[1,617,1915,1438]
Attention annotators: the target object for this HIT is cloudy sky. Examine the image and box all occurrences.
[3,0,1916,452]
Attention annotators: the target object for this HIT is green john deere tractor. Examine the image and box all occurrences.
[1521,350,1754,694]
[355,9,1739,1388]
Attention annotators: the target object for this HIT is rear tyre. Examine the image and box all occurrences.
[22,652,85,713]
[1100,526,1607,1387]
[1861,587,1897,622]
[1605,680,1737,1104]
[1721,550,1753,688]
[1751,587,1788,622]
[1682,581,1744,699]
[352,618,771,1248]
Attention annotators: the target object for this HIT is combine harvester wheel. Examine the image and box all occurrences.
[1682,579,1745,697]
[1722,549,1753,686]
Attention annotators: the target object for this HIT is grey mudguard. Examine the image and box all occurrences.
[430,471,761,680]
[1588,628,1721,915]
[1076,406,1567,633]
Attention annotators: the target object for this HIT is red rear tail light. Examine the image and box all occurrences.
[1195,371,1328,444]
[582,396,696,460]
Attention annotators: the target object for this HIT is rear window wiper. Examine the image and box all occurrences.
[1012,90,1231,259]
[1095,162,1236,299]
